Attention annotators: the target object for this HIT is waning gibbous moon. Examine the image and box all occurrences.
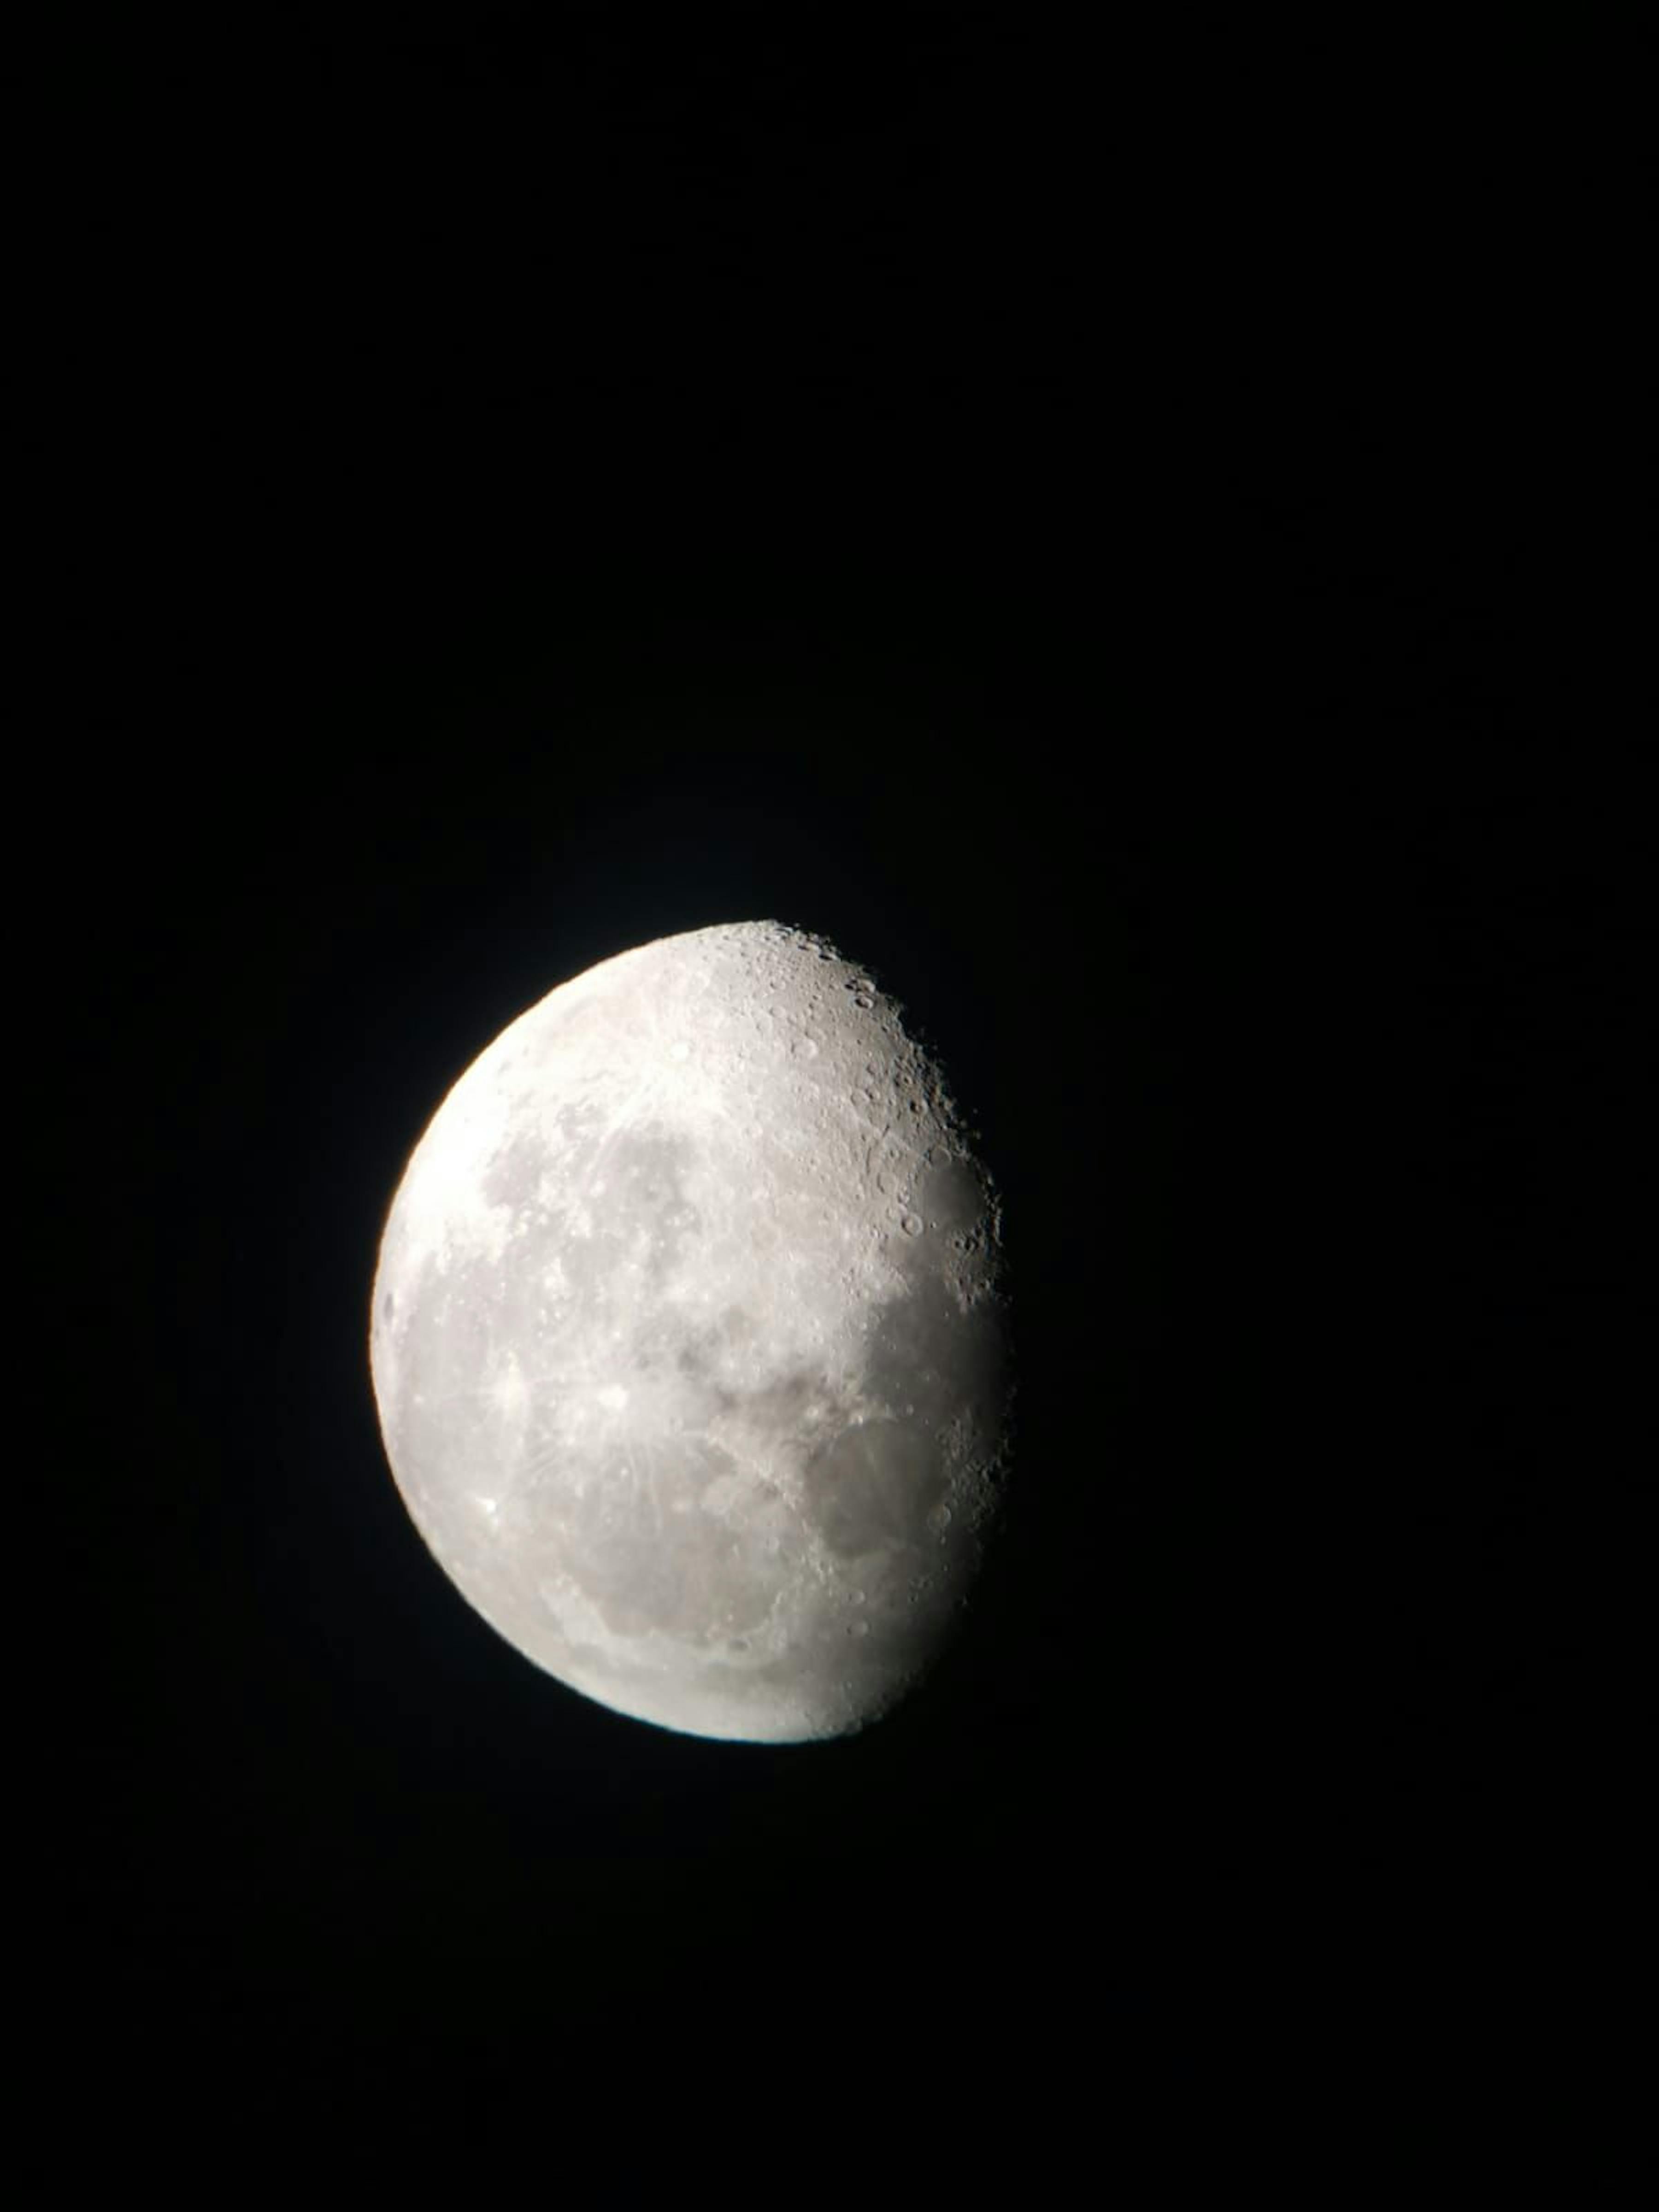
[367,920,1012,1744]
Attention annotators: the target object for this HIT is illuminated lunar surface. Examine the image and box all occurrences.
[368,920,1010,1743]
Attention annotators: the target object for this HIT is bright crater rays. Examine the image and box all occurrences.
[368,920,1010,1743]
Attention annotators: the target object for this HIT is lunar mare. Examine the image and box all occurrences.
[368,920,1010,1743]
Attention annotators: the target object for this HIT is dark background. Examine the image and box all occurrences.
[54,12,1636,2140]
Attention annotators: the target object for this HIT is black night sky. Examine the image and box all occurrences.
[55,14,1634,2148]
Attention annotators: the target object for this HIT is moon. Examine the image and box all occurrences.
[368,920,1011,1743]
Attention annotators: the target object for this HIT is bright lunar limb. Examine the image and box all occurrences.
[368,920,1011,1743]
